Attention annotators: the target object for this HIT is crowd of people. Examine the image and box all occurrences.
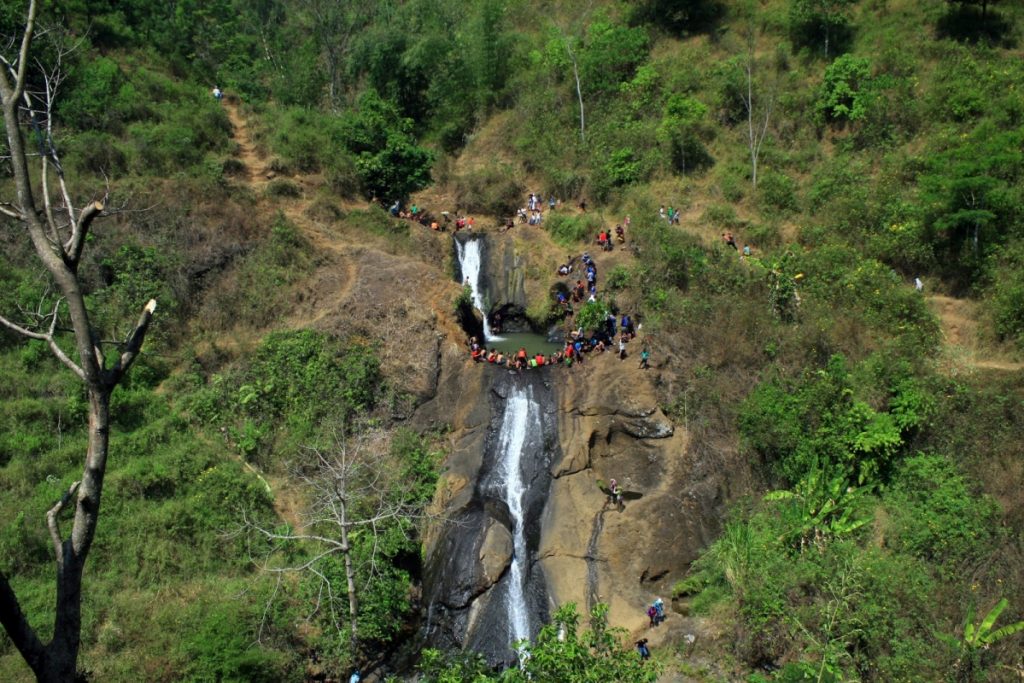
[384,192,652,371]
[389,200,480,233]
[457,189,657,372]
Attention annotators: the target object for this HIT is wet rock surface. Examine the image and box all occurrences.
[412,231,756,665]
[421,370,559,666]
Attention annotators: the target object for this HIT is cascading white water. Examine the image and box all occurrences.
[495,385,534,647]
[455,238,496,340]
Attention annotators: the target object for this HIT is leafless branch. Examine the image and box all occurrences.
[0,201,23,219]
[45,481,80,567]
[256,574,282,644]
[0,299,87,380]
[111,298,157,379]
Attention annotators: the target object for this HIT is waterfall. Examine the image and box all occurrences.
[455,237,496,340]
[421,332,557,668]
[496,385,534,647]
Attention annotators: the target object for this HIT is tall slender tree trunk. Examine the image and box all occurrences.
[338,501,359,653]
[566,43,585,145]
[43,389,110,682]
[1,6,156,679]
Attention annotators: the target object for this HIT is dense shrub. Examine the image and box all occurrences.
[545,212,603,247]
[758,170,799,214]
[816,54,873,124]
[886,453,1001,570]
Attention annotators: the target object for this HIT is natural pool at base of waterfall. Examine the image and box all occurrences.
[480,332,563,357]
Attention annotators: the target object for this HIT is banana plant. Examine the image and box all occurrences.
[942,598,1024,680]
[765,466,870,552]
[963,598,1024,649]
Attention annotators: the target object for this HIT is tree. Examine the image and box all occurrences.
[555,28,586,145]
[245,428,438,667]
[631,0,724,35]
[947,0,1000,20]
[789,0,857,58]
[0,2,157,680]
[296,0,377,108]
[816,54,873,125]
[739,36,775,189]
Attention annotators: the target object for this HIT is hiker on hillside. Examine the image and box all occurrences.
[212,85,223,101]
[639,345,650,370]
[722,231,737,249]
[914,276,923,292]
[620,314,634,337]
[615,224,625,244]
[608,478,623,508]
[618,335,628,360]
[636,638,651,660]
[653,597,665,623]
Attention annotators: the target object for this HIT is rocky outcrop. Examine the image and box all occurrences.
[481,234,528,314]
[404,230,753,659]
[538,357,737,636]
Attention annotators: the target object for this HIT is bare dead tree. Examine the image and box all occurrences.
[244,428,435,659]
[553,2,594,146]
[565,37,585,145]
[740,31,775,190]
[0,2,157,681]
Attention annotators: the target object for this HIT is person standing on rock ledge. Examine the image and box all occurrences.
[653,597,666,624]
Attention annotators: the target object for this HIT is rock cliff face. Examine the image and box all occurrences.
[541,358,734,633]
[243,160,749,662]
[474,231,559,332]
[481,235,529,315]
[419,369,558,666]
[418,345,749,657]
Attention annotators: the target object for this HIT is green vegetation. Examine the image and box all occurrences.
[3,0,1024,680]
[419,603,659,682]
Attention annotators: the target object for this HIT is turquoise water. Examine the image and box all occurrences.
[482,332,562,357]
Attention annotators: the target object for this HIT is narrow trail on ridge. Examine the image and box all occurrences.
[927,294,1023,372]
[221,99,464,387]
[224,100,361,322]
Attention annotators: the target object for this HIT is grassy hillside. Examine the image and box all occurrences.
[2,0,1024,680]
